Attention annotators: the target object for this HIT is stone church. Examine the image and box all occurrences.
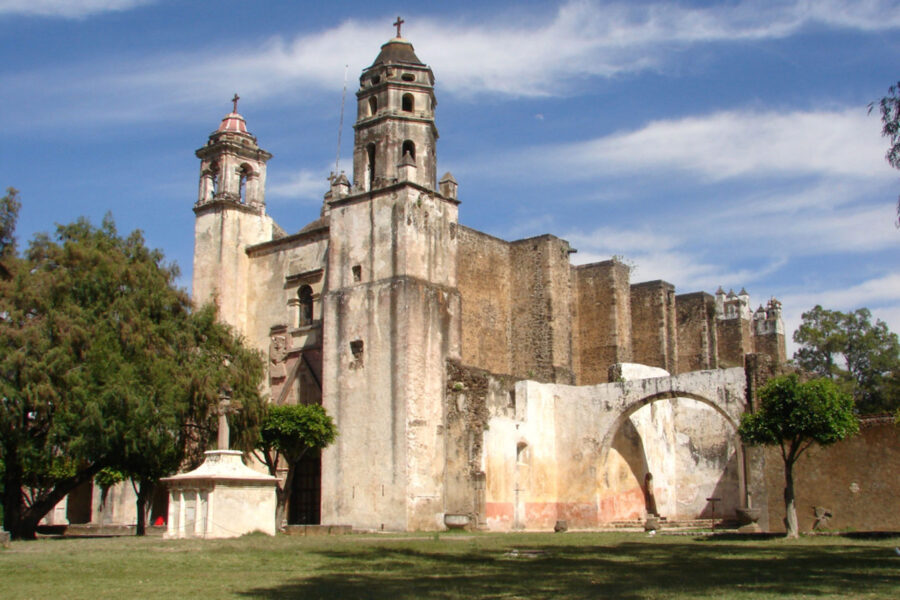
[184,29,788,533]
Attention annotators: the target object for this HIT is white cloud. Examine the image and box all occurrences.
[5,0,900,131]
[544,108,893,181]
[564,225,787,291]
[0,0,153,18]
[781,273,900,313]
[780,273,900,354]
[267,169,328,203]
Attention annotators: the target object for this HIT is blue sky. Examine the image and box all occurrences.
[2,0,899,355]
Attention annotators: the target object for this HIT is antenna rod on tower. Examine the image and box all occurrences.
[335,64,349,176]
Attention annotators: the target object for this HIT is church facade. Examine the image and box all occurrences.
[190,33,786,532]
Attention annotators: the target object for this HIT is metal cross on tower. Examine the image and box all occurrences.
[393,16,404,37]
[231,93,240,113]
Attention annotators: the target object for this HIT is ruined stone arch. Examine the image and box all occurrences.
[598,389,746,513]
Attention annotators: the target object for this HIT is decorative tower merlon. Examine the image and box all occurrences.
[439,172,458,200]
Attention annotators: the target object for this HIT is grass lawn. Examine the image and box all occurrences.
[2,531,898,599]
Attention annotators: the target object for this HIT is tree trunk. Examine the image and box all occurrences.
[783,460,799,539]
[2,446,24,536]
[280,464,297,529]
[11,464,102,540]
[134,480,153,536]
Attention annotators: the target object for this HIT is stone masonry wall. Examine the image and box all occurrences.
[754,332,786,364]
[763,417,900,533]
[573,260,633,384]
[509,235,575,383]
[716,318,752,368]
[456,226,512,376]
[675,292,718,374]
[630,281,677,373]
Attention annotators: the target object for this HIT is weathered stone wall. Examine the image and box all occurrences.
[192,203,276,334]
[321,185,460,532]
[716,318,752,368]
[754,331,786,364]
[762,417,900,533]
[456,226,512,376]
[481,368,748,530]
[630,281,677,373]
[675,292,718,374]
[509,236,575,383]
[573,260,633,384]
[245,230,328,343]
[669,399,741,519]
[444,360,517,528]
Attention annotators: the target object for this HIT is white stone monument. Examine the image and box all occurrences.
[161,401,278,539]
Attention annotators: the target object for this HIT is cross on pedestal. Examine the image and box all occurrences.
[231,93,240,113]
[217,396,233,450]
[393,16,404,37]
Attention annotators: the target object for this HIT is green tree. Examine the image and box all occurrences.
[0,187,20,260]
[739,374,858,538]
[871,81,900,225]
[253,403,336,529]
[0,215,265,539]
[793,305,900,414]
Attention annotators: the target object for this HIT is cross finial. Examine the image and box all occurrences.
[393,16,404,37]
[231,93,240,113]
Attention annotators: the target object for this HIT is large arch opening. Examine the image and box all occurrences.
[599,391,744,524]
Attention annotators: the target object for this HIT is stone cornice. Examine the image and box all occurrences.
[193,198,264,217]
[328,180,459,209]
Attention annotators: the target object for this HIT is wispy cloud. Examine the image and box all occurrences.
[780,273,900,353]
[530,108,892,182]
[267,169,329,203]
[0,0,154,18]
[563,225,787,291]
[5,0,900,130]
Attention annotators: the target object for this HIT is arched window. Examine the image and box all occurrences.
[366,143,376,190]
[238,164,253,204]
[401,140,415,161]
[209,163,220,198]
[368,96,377,116]
[298,285,313,326]
[402,93,414,112]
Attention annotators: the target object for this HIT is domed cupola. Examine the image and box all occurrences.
[195,94,272,209]
[352,18,438,192]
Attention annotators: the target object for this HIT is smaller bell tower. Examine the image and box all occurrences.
[195,94,272,208]
[352,19,438,191]
[192,96,275,331]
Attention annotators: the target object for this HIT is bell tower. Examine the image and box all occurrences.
[321,21,461,531]
[352,18,438,191]
[192,96,275,330]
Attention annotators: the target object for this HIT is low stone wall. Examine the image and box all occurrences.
[763,417,900,533]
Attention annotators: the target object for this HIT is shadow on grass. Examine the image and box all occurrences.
[236,540,900,599]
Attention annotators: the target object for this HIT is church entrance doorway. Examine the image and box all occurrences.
[289,452,321,525]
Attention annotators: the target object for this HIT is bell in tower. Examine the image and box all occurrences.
[352,18,438,191]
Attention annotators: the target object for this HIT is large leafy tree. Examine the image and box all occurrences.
[0,214,265,539]
[871,81,900,225]
[253,403,336,529]
[739,374,858,538]
[793,305,900,414]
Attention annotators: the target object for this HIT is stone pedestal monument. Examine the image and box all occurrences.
[161,401,278,539]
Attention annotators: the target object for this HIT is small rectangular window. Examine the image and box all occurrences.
[352,265,362,282]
